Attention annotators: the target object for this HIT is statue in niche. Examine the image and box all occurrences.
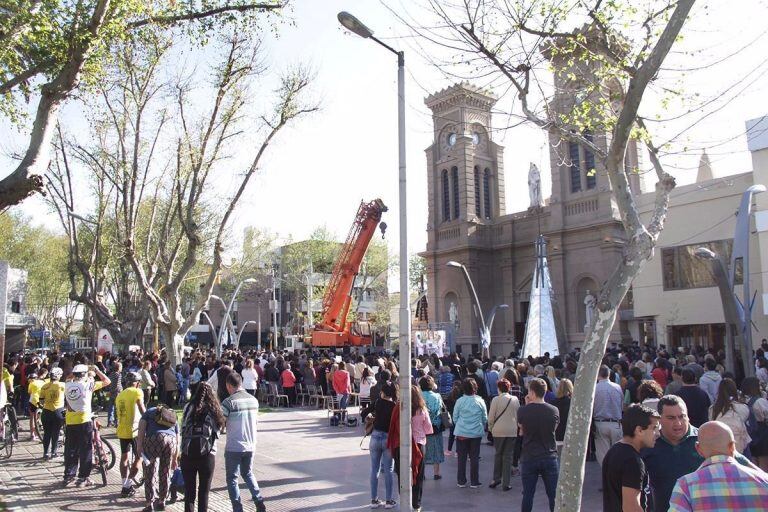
[448,301,459,326]
[584,290,597,332]
[528,163,544,209]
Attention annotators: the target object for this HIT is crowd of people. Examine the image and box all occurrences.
[1,337,768,511]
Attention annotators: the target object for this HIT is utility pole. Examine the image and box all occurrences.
[257,293,262,351]
[272,264,278,351]
[306,258,313,337]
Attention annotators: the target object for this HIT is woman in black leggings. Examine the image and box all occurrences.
[180,383,224,512]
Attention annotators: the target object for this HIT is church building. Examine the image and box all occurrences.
[420,47,647,357]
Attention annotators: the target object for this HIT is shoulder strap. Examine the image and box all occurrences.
[492,396,512,425]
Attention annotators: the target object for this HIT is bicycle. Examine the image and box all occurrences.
[4,401,18,441]
[0,407,14,458]
[64,415,117,486]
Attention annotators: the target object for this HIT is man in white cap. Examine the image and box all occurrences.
[63,362,111,487]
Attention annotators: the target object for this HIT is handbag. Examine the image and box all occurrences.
[364,415,376,436]
[171,468,184,488]
[155,405,178,428]
[439,402,453,430]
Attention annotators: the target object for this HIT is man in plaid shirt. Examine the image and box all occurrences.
[669,421,768,511]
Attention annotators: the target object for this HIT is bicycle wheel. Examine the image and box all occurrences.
[98,460,107,486]
[3,431,13,458]
[102,438,117,470]
[36,415,44,443]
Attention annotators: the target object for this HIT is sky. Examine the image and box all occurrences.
[5,0,768,293]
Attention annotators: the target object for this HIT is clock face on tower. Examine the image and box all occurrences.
[472,131,480,145]
[447,132,457,146]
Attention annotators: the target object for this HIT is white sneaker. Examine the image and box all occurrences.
[370,499,383,509]
[384,500,396,509]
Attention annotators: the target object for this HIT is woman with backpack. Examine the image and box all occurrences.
[708,378,751,452]
[419,375,445,480]
[741,376,768,471]
[180,382,224,512]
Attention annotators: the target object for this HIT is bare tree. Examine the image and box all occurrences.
[47,124,153,348]
[401,1,696,510]
[105,34,317,365]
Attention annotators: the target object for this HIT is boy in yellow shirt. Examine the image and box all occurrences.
[115,372,146,496]
[27,369,47,441]
[40,367,65,459]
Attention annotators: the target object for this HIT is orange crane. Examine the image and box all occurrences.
[310,199,387,347]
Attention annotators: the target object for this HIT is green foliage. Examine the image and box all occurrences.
[0,0,286,126]
[0,211,73,336]
[408,254,426,293]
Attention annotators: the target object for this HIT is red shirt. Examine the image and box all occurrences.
[332,370,351,395]
[651,367,668,387]
[281,369,296,388]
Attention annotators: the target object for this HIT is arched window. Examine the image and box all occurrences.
[474,166,481,216]
[584,131,596,189]
[451,166,460,219]
[441,169,450,221]
[569,141,582,192]
[483,168,491,219]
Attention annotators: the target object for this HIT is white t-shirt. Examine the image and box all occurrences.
[242,368,259,390]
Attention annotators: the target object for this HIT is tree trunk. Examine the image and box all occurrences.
[555,245,650,511]
[160,325,185,367]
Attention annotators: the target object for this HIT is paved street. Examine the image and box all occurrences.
[0,406,603,511]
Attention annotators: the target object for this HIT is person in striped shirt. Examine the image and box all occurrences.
[222,372,265,512]
[669,421,768,512]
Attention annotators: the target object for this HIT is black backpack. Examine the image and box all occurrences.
[181,407,218,457]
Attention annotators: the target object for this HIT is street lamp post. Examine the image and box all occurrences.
[216,278,257,356]
[209,294,236,354]
[338,11,411,510]
[236,320,259,347]
[447,261,508,358]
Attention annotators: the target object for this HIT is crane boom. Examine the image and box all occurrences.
[311,199,387,347]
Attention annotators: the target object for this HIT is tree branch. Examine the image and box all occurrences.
[128,2,285,29]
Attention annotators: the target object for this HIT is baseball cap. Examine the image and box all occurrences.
[50,367,63,379]
[72,364,88,374]
[124,372,140,384]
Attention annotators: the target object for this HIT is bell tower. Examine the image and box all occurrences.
[543,27,647,229]
[424,82,506,251]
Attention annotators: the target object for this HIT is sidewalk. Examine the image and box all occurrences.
[0,407,605,511]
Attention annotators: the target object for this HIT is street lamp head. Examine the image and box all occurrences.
[210,294,222,301]
[243,278,258,284]
[446,261,463,268]
[694,247,716,260]
[338,11,373,38]
[498,304,510,309]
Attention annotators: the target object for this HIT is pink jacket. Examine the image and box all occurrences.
[411,408,434,445]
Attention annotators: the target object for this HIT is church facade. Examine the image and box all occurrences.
[419,78,643,357]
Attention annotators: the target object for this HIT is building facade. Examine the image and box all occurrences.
[420,77,768,357]
[420,80,639,357]
[631,116,768,352]
[0,261,35,353]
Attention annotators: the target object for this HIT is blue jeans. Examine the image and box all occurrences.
[178,378,189,404]
[224,451,263,511]
[106,393,119,425]
[520,456,558,512]
[339,393,349,410]
[369,430,394,501]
